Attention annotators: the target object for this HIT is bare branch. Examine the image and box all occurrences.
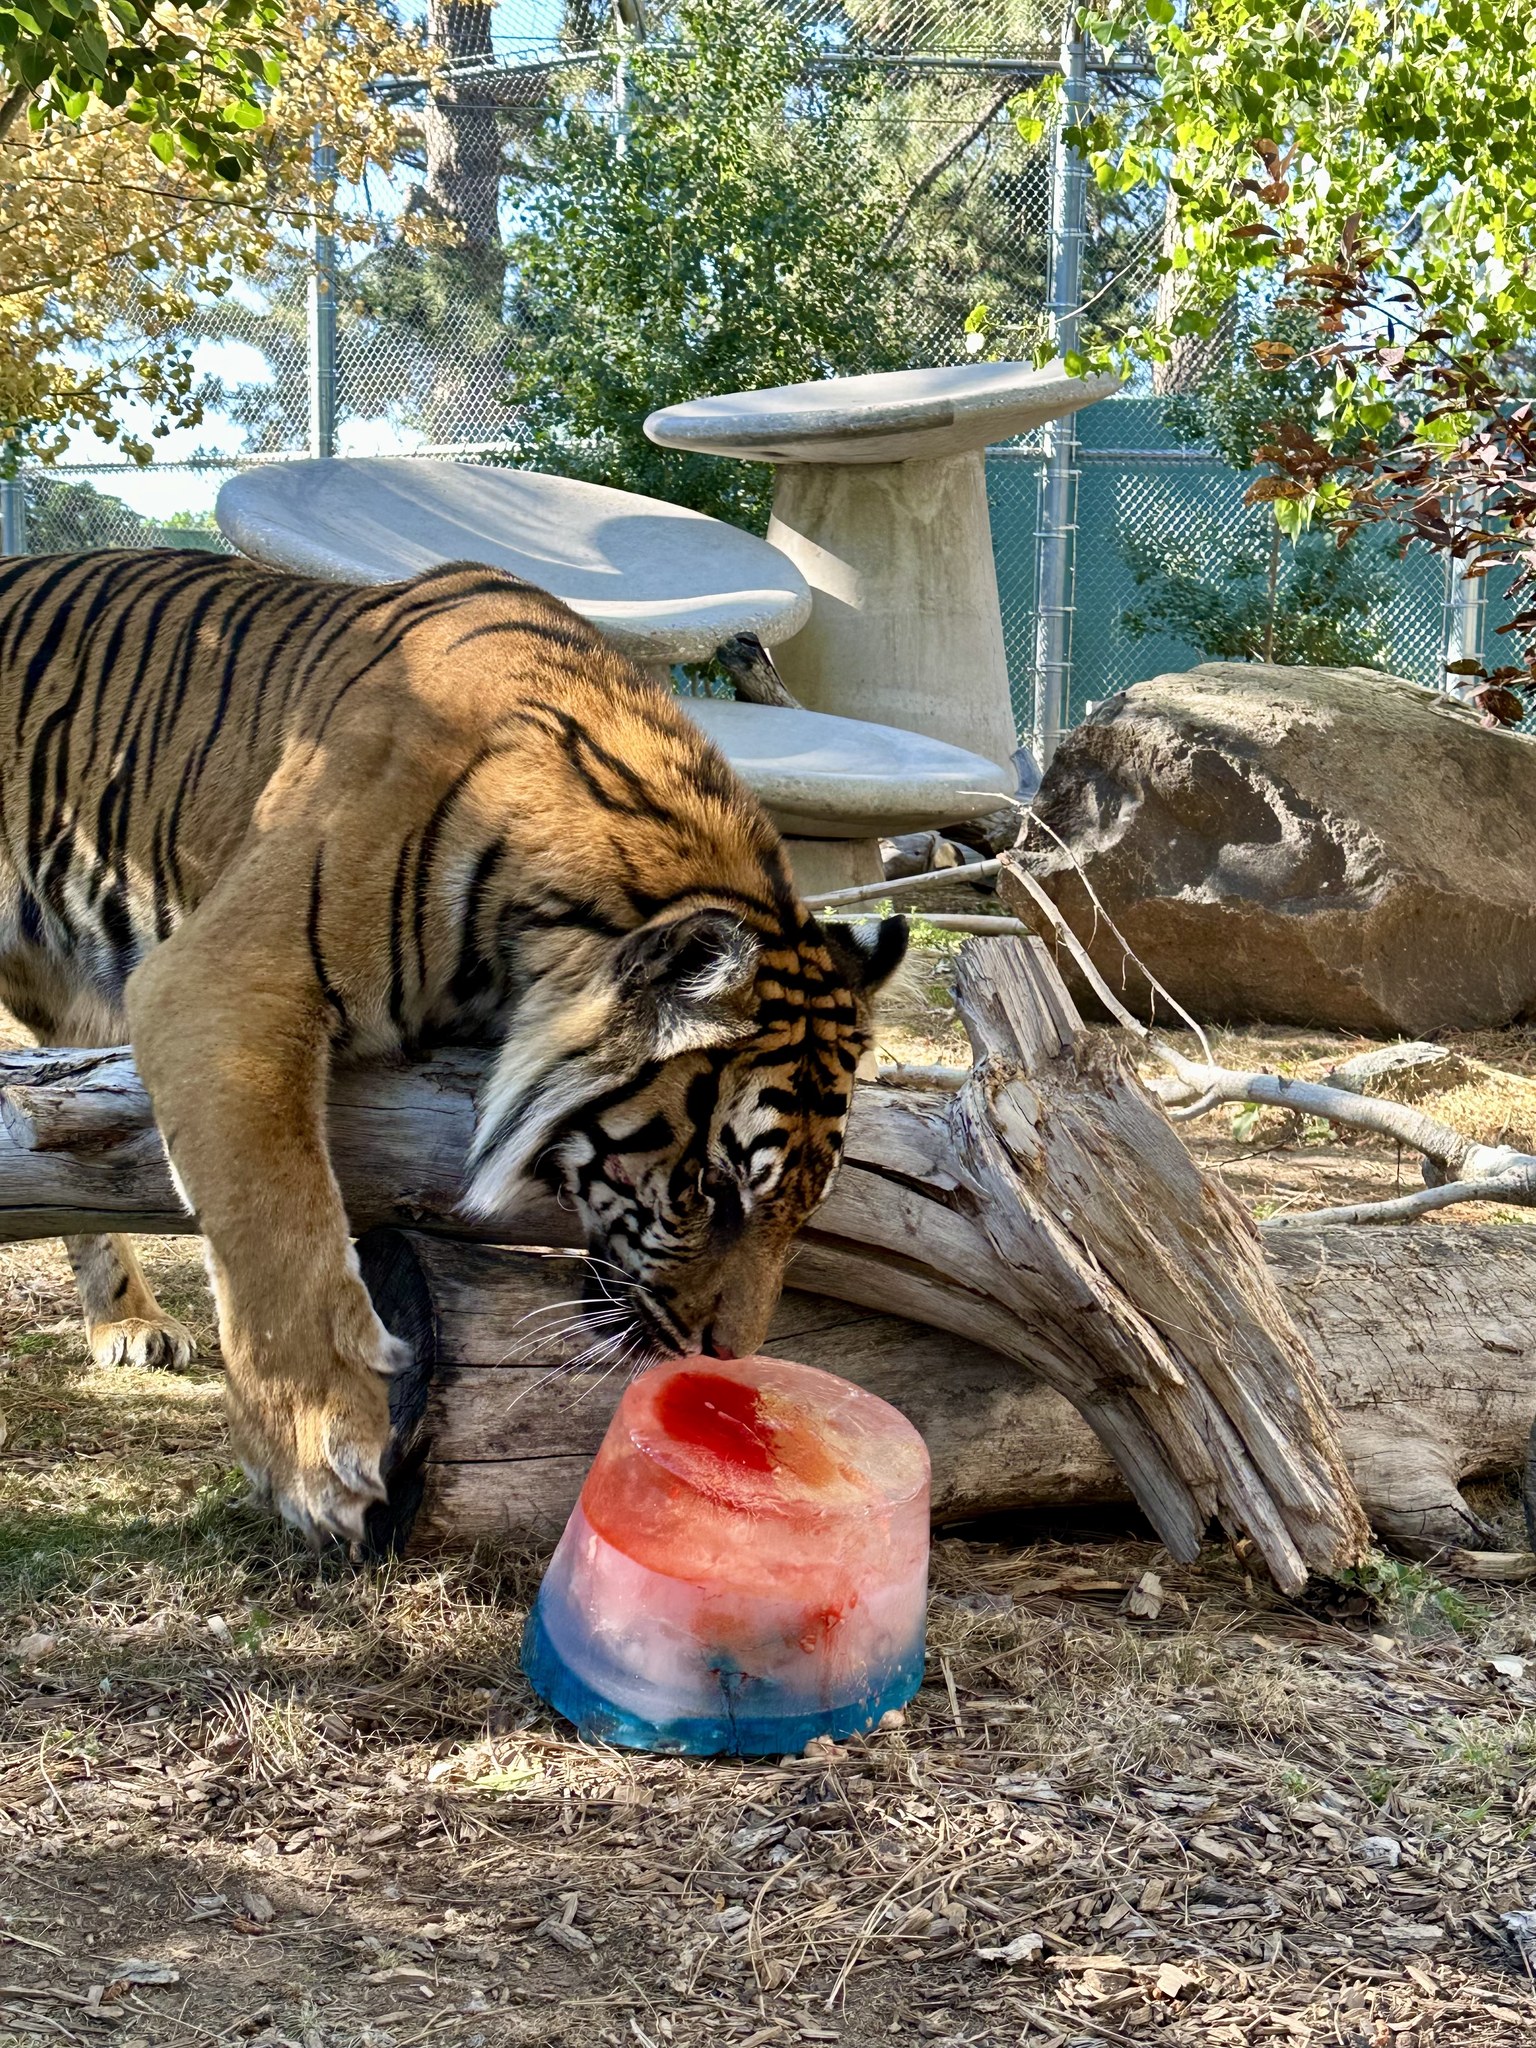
[1263,1172,1536,1229]
[878,80,1019,259]
[802,859,1001,910]
[1007,848,1536,1223]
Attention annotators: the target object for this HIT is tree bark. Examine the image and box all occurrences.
[0,939,1369,1590]
[424,0,506,304]
[358,1225,1535,1556]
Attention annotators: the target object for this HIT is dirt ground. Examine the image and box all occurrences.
[2,963,1535,2048]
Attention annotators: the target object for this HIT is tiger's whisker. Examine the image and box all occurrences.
[497,1308,627,1366]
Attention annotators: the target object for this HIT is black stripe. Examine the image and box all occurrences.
[75,554,170,784]
[412,753,491,995]
[305,578,553,739]
[551,710,684,824]
[100,557,226,777]
[603,1111,674,1155]
[145,576,227,784]
[0,556,96,684]
[386,835,414,1036]
[754,1082,849,1118]
[182,578,270,802]
[98,884,137,983]
[12,555,124,741]
[496,891,627,943]
[442,618,596,658]
[261,584,340,737]
[149,810,176,939]
[307,851,351,1040]
[449,839,509,1003]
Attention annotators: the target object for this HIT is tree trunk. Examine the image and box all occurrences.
[358,1225,1535,1556]
[1150,186,1240,397]
[0,939,1369,1590]
[424,0,506,305]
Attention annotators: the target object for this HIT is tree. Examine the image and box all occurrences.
[1,0,284,176]
[21,475,223,551]
[1123,302,1400,666]
[1057,0,1536,707]
[0,0,427,461]
[1121,520,1396,668]
[505,0,918,530]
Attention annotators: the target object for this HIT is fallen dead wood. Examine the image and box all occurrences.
[0,939,1368,1589]
[362,1224,1534,1556]
[1004,848,1536,1226]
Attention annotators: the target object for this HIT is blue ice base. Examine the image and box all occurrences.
[521,1601,925,1757]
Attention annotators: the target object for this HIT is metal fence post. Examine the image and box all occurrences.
[1443,549,1487,683]
[308,137,339,460]
[1030,6,1088,768]
[612,0,645,157]
[0,469,25,557]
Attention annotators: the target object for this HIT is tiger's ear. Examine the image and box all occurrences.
[821,914,908,998]
[615,908,760,1060]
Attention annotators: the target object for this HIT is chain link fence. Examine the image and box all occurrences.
[2,0,1498,739]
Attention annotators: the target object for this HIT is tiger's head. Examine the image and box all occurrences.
[465,900,907,1362]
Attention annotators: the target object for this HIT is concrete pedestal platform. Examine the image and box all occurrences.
[215,457,811,667]
[646,361,1121,762]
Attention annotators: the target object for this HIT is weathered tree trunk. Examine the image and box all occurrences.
[424,0,506,306]
[0,940,1369,1590]
[359,1225,1536,1555]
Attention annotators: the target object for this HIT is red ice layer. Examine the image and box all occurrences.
[656,1369,775,1474]
[579,1355,926,1596]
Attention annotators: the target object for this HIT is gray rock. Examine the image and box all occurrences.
[1005,662,1536,1034]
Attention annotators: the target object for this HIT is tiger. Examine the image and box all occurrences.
[0,549,906,1543]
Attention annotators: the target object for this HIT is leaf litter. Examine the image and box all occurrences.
[0,1066,1533,2044]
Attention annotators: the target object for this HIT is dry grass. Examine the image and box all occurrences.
[1,983,1535,2046]
[883,946,1536,1228]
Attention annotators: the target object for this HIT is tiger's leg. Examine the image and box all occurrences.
[0,952,197,1373]
[123,857,404,1546]
[63,1234,196,1371]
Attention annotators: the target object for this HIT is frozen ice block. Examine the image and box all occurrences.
[522,1355,930,1754]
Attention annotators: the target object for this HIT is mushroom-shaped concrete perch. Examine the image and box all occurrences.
[215,456,812,668]
[644,360,1122,768]
[215,456,1012,894]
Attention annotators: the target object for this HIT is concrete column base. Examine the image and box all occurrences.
[783,837,884,900]
[766,450,1017,770]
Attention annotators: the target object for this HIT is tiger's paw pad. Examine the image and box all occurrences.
[88,1313,196,1372]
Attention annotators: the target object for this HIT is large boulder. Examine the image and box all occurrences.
[1002,662,1536,1034]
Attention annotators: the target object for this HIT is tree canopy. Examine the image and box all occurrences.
[1053,0,1536,705]
[0,0,284,178]
[505,0,917,529]
[1074,0,1536,380]
[0,0,424,461]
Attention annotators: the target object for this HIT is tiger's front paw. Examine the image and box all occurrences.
[231,1324,410,1549]
[88,1312,197,1372]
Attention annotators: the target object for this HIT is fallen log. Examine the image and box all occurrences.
[0,939,1368,1590]
[360,1224,1534,1556]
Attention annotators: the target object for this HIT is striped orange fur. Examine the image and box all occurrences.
[0,550,905,1541]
